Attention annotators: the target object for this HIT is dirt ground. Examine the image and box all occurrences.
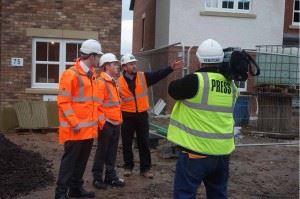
[2,131,299,199]
[0,134,53,199]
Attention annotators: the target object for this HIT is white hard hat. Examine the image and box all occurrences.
[80,39,103,55]
[99,53,119,67]
[121,54,138,65]
[196,39,224,63]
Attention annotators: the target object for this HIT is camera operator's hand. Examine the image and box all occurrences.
[171,60,184,71]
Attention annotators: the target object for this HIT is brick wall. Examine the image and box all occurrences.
[283,0,299,45]
[132,0,156,53]
[0,0,121,107]
[284,0,299,33]
[0,1,1,63]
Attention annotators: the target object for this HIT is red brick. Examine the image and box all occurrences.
[0,0,122,106]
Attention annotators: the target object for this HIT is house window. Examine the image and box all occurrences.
[237,0,250,10]
[32,38,83,88]
[222,0,234,9]
[205,0,251,12]
[206,0,219,8]
[293,0,300,25]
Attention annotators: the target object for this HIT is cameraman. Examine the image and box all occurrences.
[167,39,239,199]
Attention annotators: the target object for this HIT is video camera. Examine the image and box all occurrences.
[220,47,260,81]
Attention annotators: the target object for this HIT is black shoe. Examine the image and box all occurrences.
[55,186,69,199]
[68,187,95,198]
[55,194,69,199]
[104,177,125,187]
[93,179,107,189]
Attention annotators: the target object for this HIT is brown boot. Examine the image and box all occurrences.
[140,170,154,179]
[124,169,132,177]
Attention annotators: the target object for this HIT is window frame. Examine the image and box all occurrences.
[32,38,83,88]
[292,0,300,26]
[205,0,252,13]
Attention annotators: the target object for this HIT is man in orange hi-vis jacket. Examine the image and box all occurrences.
[119,54,183,179]
[92,53,125,190]
[55,39,106,199]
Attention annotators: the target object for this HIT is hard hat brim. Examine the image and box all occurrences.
[126,59,138,64]
[100,60,120,67]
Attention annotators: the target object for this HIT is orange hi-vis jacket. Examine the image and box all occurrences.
[97,72,122,125]
[119,72,149,113]
[57,60,106,144]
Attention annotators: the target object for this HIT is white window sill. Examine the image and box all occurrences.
[200,10,256,19]
[289,24,300,29]
[25,88,58,95]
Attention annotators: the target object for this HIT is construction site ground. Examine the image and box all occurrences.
[2,130,299,199]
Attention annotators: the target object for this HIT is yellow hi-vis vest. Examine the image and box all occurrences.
[167,72,238,155]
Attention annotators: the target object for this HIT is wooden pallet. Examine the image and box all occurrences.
[242,129,299,139]
[15,127,58,134]
[256,84,299,95]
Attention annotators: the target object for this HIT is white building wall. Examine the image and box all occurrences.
[155,0,170,48]
[167,0,285,49]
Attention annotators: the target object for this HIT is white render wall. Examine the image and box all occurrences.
[155,0,170,48]
[162,0,285,49]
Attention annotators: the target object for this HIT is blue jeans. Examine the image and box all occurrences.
[174,152,230,199]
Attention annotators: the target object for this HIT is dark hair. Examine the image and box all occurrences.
[80,52,97,60]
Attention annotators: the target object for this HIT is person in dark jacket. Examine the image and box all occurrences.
[118,54,183,178]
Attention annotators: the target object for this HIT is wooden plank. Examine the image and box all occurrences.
[243,129,299,139]
[256,84,299,95]
[31,101,48,128]
[257,94,292,134]
[15,127,58,134]
[14,102,34,129]
[0,107,19,131]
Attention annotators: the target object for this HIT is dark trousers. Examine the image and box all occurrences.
[121,111,151,172]
[92,122,120,180]
[55,139,93,196]
[174,152,230,199]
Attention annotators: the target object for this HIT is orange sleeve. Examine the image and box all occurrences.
[96,80,106,130]
[57,70,80,128]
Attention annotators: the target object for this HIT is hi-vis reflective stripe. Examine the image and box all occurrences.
[59,121,98,128]
[138,72,148,95]
[72,96,103,103]
[120,72,148,103]
[106,118,121,125]
[70,67,85,98]
[99,78,121,107]
[121,91,148,102]
[58,90,71,97]
[64,109,74,117]
[103,101,120,107]
[232,82,237,107]
[69,67,102,103]
[98,114,106,122]
[182,101,234,113]
[94,97,104,104]
[60,121,69,127]
[170,119,233,139]
[182,73,237,113]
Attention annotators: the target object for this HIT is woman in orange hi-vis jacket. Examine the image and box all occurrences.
[55,39,105,199]
[92,53,125,190]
